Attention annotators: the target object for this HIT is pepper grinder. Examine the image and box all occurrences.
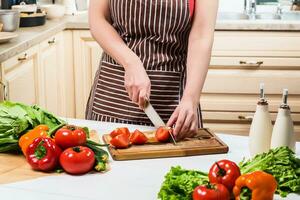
[249,83,273,157]
[271,89,296,152]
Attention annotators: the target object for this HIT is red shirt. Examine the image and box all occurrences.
[189,0,195,17]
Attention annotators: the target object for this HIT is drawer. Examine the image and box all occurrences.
[203,121,300,141]
[210,56,300,70]
[200,93,300,113]
[1,45,39,71]
[202,111,300,123]
[39,32,63,49]
[202,69,300,95]
[212,31,300,57]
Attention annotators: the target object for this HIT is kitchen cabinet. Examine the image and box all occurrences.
[201,31,300,140]
[0,31,75,118]
[73,30,103,119]
[0,45,39,105]
[1,29,299,140]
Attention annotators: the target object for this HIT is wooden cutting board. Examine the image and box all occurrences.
[102,128,229,161]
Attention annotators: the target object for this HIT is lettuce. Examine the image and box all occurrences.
[158,166,208,200]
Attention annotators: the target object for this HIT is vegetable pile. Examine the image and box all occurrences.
[239,146,300,197]
[0,101,109,175]
[158,146,300,200]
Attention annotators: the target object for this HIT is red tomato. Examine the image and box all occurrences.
[110,133,130,149]
[130,130,148,145]
[193,183,230,200]
[55,127,87,149]
[110,127,131,138]
[208,159,241,191]
[59,146,95,174]
[155,126,171,142]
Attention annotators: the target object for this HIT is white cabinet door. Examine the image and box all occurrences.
[1,46,39,105]
[73,30,103,119]
[38,31,75,118]
[38,33,63,116]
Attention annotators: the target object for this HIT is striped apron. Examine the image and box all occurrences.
[86,0,203,127]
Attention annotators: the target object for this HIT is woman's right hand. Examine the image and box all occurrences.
[124,59,151,109]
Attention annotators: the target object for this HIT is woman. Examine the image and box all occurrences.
[87,0,218,140]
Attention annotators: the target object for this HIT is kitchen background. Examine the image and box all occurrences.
[0,0,300,141]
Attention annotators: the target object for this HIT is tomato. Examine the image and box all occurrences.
[155,126,171,142]
[55,126,87,149]
[130,129,148,145]
[59,146,95,174]
[208,159,241,191]
[110,133,130,149]
[193,183,230,200]
[110,127,131,138]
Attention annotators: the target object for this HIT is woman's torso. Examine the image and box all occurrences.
[86,0,202,126]
[103,0,194,72]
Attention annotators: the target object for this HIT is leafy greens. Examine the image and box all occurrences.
[0,101,66,152]
[158,166,208,200]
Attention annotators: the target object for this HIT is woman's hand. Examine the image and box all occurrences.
[167,96,198,140]
[124,59,151,109]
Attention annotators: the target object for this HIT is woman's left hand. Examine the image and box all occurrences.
[167,97,198,140]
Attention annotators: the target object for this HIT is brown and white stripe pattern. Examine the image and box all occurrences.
[86,0,203,127]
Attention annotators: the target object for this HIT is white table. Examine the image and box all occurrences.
[1,118,299,200]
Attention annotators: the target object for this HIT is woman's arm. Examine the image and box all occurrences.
[89,0,150,108]
[167,0,219,139]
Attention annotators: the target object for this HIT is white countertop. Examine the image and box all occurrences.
[0,118,299,200]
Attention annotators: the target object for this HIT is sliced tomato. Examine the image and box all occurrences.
[110,127,131,138]
[130,130,148,145]
[110,133,130,149]
[155,126,171,142]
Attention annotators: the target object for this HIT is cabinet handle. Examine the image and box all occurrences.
[48,38,56,44]
[18,53,27,61]
[0,81,8,101]
[238,115,253,120]
[239,61,263,67]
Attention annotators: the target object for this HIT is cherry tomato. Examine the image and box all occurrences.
[193,183,230,200]
[55,126,87,149]
[209,159,241,191]
[59,146,95,174]
[130,130,148,145]
[109,127,131,138]
[155,126,171,142]
[110,133,130,149]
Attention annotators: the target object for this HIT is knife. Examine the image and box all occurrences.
[143,100,177,145]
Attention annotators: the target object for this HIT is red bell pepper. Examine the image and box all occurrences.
[209,159,241,191]
[26,137,62,171]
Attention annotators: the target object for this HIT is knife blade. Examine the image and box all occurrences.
[143,100,177,145]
